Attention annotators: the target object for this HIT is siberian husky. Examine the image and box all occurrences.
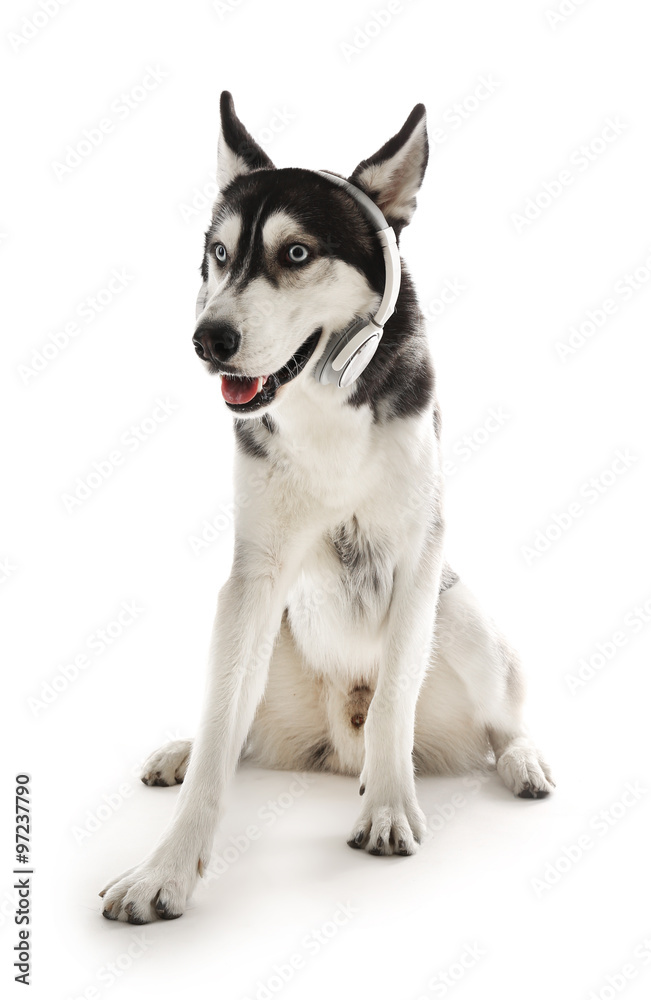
[100,91,553,923]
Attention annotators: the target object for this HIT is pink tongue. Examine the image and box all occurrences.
[221,375,260,405]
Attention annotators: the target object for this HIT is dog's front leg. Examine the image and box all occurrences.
[100,534,300,923]
[349,536,443,856]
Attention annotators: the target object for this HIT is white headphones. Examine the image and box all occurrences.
[312,171,401,388]
[195,170,401,389]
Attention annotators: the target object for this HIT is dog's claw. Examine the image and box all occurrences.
[369,835,384,855]
[154,891,182,920]
[348,796,426,856]
[102,902,118,921]
[517,782,550,800]
[124,901,147,925]
[347,830,366,849]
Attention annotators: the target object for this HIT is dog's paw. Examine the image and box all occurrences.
[347,798,427,856]
[99,852,202,923]
[140,739,192,787]
[497,739,555,799]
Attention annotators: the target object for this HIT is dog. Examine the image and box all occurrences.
[99,91,554,923]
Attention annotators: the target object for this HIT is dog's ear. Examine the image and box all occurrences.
[217,91,275,189]
[349,104,428,233]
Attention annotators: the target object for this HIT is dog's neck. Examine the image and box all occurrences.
[232,275,437,515]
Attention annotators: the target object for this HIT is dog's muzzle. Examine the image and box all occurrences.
[192,328,323,414]
[193,321,241,364]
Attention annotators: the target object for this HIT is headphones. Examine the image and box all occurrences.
[312,170,401,388]
[195,170,401,390]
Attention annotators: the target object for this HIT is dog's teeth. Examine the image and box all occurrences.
[256,377,263,394]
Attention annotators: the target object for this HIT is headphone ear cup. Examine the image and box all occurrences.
[338,329,380,387]
[314,318,370,386]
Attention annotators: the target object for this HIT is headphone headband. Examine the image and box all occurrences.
[315,170,390,230]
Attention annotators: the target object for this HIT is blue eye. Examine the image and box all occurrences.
[286,244,310,264]
[214,243,227,265]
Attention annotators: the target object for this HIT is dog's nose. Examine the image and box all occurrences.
[193,321,240,363]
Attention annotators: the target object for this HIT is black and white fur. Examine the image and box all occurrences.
[100,92,553,924]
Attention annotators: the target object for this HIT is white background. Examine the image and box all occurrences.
[2,1,651,998]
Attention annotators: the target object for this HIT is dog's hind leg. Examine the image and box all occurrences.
[422,576,554,798]
[141,740,193,787]
[138,620,335,785]
[488,729,554,799]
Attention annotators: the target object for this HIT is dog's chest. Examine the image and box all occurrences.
[286,507,397,681]
[241,393,437,680]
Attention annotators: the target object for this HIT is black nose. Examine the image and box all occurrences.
[193,321,240,363]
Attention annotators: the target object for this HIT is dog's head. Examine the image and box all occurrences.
[193,91,429,416]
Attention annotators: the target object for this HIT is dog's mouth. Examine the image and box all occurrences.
[217,329,322,413]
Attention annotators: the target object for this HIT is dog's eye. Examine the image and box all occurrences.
[214,243,228,266]
[285,244,310,265]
